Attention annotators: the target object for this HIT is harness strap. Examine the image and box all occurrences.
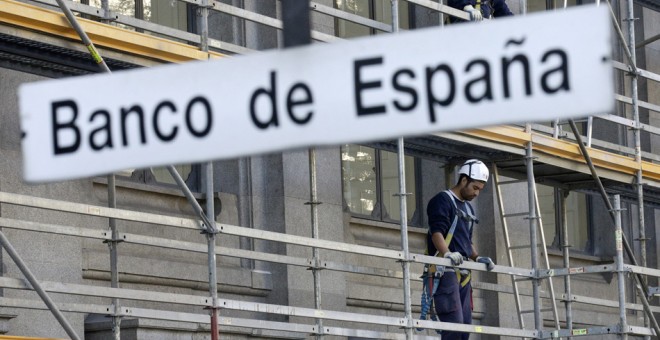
[455,269,471,288]
[433,190,475,286]
[419,191,475,328]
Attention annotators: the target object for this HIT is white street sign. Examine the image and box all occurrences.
[19,5,613,182]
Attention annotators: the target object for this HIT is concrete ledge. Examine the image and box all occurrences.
[0,313,17,334]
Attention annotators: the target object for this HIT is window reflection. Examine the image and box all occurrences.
[538,184,590,252]
[341,144,417,225]
[342,145,377,216]
[334,0,410,38]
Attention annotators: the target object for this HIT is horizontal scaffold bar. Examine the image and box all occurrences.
[0,277,209,306]
[0,191,534,277]
[0,215,423,279]
[537,263,616,278]
[0,191,201,230]
[626,264,660,278]
[560,293,660,313]
[414,319,537,338]
[541,325,655,338]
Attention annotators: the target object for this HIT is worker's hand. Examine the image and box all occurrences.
[463,5,483,21]
[476,256,495,271]
[444,251,464,266]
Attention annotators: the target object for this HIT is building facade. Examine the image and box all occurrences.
[1,0,660,339]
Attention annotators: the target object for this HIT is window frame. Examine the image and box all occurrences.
[120,164,202,193]
[341,144,423,227]
[333,0,414,38]
[545,187,594,255]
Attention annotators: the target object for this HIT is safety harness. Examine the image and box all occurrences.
[418,190,477,331]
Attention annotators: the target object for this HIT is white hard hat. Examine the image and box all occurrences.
[458,159,489,182]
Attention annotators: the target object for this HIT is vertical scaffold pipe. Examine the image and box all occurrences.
[205,163,219,340]
[614,195,628,340]
[101,0,110,24]
[625,0,649,335]
[107,174,120,340]
[199,0,210,53]
[525,143,542,332]
[308,148,323,339]
[196,2,217,338]
[560,190,573,334]
[396,137,413,340]
[627,0,650,339]
[391,2,412,338]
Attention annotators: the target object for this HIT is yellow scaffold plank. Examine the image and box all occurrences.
[0,0,224,63]
[463,126,660,182]
[0,336,65,340]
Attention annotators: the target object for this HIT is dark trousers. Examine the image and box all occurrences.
[433,271,472,340]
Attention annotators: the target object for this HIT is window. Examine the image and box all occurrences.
[121,165,201,192]
[526,0,596,13]
[76,0,189,31]
[334,0,410,38]
[341,144,419,225]
[537,184,591,253]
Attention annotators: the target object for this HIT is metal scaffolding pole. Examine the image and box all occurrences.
[307,148,323,339]
[614,195,629,340]
[390,2,412,339]
[204,163,219,340]
[199,0,210,53]
[166,167,214,232]
[396,136,413,340]
[55,0,111,73]
[525,143,542,333]
[624,0,650,335]
[560,189,573,335]
[100,0,110,24]
[195,2,218,338]
[106,175,121,340]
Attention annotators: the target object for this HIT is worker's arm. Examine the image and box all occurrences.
[432,232,464,265]
[431,232,450,257]
[470,244,479,261]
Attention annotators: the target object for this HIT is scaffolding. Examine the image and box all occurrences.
[0,0,659,339]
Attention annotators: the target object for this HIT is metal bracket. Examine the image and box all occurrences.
[306,258,326,272]
[102,232,125,244]
[197,0,215,9]
[201,225,219,235]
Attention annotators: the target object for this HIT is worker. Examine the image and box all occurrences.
[448,0,513,22]
[425,159,495,339]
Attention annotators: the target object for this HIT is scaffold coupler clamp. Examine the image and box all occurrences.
[200,219,219,235]
[102,233,125,245]
[306,257,325,272]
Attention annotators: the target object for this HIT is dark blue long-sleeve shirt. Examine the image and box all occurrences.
[426,191,475,258]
